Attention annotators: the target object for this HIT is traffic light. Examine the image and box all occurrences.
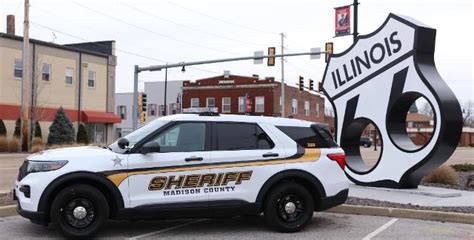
[309,79,314,91]
[299,76,304,91]
[267,47,276,66]
[325,42,333,63]
[140,111,146,123]
[141,93,147,112]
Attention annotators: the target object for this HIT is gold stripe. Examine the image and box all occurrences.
[107,148,320,186]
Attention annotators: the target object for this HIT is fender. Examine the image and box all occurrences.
[38,171,125,219]
[255,169,326,210]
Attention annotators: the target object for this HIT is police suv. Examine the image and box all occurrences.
[16,111,348,237]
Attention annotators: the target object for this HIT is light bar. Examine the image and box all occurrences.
[182,107,219,113]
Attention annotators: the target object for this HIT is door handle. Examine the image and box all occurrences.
[262,153,279,158]
[185,157,203,162]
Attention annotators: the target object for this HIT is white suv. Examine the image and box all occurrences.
[15,113,348,237]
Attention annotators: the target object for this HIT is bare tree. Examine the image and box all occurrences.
[419,102,434,117]
[462,100,474,126]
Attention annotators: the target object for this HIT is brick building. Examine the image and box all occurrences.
[182,73,325,123]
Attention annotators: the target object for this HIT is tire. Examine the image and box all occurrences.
[263,182,314,232]
[50,184,109,238]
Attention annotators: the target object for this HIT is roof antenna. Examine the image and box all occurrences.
[51,31,57,43]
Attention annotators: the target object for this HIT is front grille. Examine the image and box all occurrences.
[17,161,28,181]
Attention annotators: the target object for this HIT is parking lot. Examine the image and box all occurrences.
[0,212,472,239]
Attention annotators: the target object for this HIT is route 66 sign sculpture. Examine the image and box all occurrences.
[321,14,463,188]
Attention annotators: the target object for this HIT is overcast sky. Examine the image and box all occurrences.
[1,0,473,102]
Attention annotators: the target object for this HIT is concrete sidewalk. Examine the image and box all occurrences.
[349,184,474,207]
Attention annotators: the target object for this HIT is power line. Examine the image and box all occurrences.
[30,22,220,75]
[118,1,268,48]
[72,1,239,56]
[167,1,278,36]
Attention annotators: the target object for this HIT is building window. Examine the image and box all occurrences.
[191,98,199,108]
[206,97,215,108]
[149,104,157,116]
[14,59,22,79]
[292,99,298,115]
[304,101,310,116]
[65,67,74,85]
[158,105,165,116]
[238,97,245,113]
[316,103,320,117]
[255,96,265,113]
[88,71,96,88]
[222,97,231,113]
[42,63,51,81]
[117,106,127,120]
[170,103,178,115]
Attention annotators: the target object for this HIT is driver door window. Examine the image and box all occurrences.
[152,122,206,153]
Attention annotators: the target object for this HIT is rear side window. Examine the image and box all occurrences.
[216,123,274,150]
[277,126,337,148]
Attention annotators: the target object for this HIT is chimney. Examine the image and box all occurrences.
[223,70,230,79]
[7,15,15,35]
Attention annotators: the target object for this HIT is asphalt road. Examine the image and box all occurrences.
[0,213,472,239]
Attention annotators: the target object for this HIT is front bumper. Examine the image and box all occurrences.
[317,188,349,211]
[17,202,46,225]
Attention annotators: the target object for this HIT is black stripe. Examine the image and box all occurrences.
[100,151,308,177]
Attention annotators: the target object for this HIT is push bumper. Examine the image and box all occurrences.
[317,188,349,211]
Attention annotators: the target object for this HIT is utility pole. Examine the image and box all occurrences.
[353,0,359,43]
[20,0,30,152]
[132,65,139,130]
[163,67,168,116]
[280,32,285,118]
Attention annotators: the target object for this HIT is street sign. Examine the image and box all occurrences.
[310,47,321,59]
[322,14,463,189]
[253,51,264,64]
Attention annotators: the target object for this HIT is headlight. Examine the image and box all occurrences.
[26,160,68,174]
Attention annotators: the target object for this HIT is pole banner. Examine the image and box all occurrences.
[335,5,351,37]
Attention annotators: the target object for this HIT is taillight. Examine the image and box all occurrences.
[327,153,345,170]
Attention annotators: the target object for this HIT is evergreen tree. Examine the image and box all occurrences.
[34,121,42,138]
[47,107,75,145]
[76,123,89,144]
[13,119,21,138]
[0,119,6,136]
[409,102,418,113]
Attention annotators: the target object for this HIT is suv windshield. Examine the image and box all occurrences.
[109,120,169,153]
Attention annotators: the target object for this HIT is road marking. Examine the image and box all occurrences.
[127,219,206,240]
[362,218,398,240]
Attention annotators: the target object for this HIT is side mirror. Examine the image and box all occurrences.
[117,138,130,149]
[141,141,161,154]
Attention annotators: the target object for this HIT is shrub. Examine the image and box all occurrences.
[8,138,20,152]
[451,163,474,172]
[30,137,45,153]
[0,119,6,136]
[76,123,89,144]
[34,121,42,139]
[423,165,458,185]
[13,118,21,138]
[47,107,75,145]
[0,137,8,152]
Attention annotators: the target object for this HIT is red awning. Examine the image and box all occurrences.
[81,111,121,123]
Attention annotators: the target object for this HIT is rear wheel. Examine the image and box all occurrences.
[264,182,314,232]
[50,184,109,238]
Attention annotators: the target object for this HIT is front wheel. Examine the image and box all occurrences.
[50,184,109,238]
[264,182,314,232]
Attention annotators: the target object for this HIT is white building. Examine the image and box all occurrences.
[114,80,184,137]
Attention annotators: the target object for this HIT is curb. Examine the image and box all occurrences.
[0,205,17,218]
[328,204,474,225]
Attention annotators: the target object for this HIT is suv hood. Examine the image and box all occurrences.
[27,146,116,161]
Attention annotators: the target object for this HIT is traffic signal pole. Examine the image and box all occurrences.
[280,33,286,118]
[353,0,359,42]
[132,50,326,130]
